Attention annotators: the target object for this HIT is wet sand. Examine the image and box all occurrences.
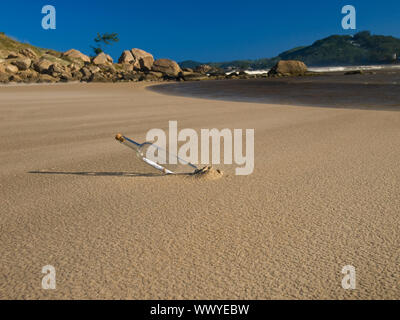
[0,82,400,299]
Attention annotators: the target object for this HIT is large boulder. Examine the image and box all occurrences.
[118,50,134,64]
[33,59,53,74]
[92,52,113,65]
[268,60,308,77]
[2,64,19,74]
[130,48,154,71]
[152,59,181,76]
[19,48,38,60]
[63,49,91,63]
[11,58,32,71]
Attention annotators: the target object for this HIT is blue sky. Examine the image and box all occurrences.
[1,0,399,62]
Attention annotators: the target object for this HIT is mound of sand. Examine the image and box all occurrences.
[191,166,224,180]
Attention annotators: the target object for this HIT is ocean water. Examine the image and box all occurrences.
[236,64,400,75]
[308,64,400,73]
[151,69,400,110]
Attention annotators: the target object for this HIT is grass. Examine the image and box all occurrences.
[0,32,57,58]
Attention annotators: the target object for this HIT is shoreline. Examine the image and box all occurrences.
[149,71,400,111]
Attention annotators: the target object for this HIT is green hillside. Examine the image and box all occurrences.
[180,31,400,70]
[0,32,45,57]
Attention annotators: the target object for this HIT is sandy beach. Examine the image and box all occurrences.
[1,82,400,299]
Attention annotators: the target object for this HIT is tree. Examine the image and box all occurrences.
[91,32,119,55]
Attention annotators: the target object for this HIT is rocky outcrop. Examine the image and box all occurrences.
[3,64,19,73]
[268,60,307,77]
[195,64,213,74]
[118,50,134,64]
[63,49,91,63]
[92,52,113,65]
[152,59,181,76]
[130,48,154,71]
[11,58,32,71]
[18,69,39,82]
[0,35,267,85]
[33,59,53,74]
[19,48,38,60]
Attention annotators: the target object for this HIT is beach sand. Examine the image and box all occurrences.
[0,82,399,299]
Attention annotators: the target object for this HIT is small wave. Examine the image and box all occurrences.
[309,65,400,73]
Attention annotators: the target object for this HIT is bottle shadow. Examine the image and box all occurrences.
[28,170,165,177]
[28,171,192,177]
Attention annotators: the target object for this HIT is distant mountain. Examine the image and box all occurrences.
[180,31,400,70]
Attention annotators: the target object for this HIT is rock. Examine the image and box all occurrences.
[88,65,100,74]
[121,71,140,81]
[4,64,19,73]
[0,73,9,83]
[92,52,113,65]
[44,50,62,58]
[119,63,134,72]
[0,49,11,59]
[89,72,110,83]
[148,71,163,78]
[118,50,134,64]
[68,63,80,72]
[33,59,53,74]
[106,54,113,63]
[183,68,193,73]
[59,71,74,82]
[344,70,363,75]
[98,64,116,76]
[18,69,39,81]
[152,59,181,77]
[183,72,209,81]
[9,74,22,82]
[7,52,19,59]
[48,63,64,75]
[143,71,164,81]
[11,58,32,71]
[19,48,38,59]
[80,67,92,81]
[63,49,91,63]
[268,60,308,77]
[71,71,83,81]
[37,74,59,83]
[195,64,213,74]
[131,48,154,71]
[208,67,226,76]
